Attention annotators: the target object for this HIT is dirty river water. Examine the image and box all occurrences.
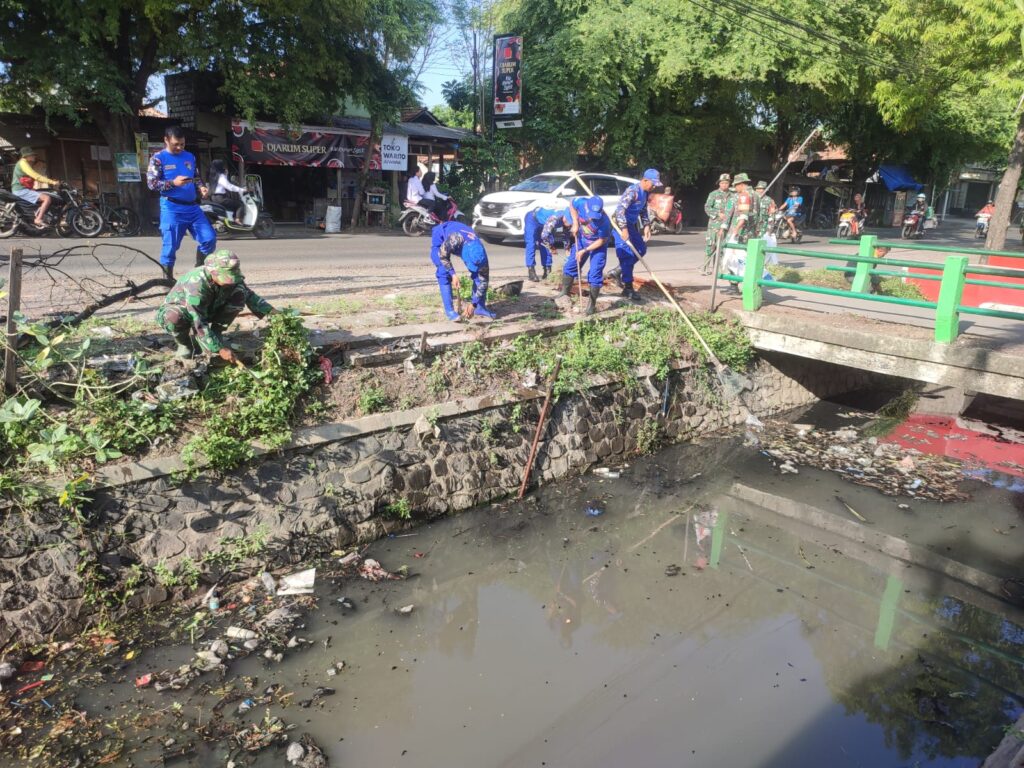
[13,401,1024,767]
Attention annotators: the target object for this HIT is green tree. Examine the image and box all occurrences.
[0,0,435,218]
[870,0,1024,248]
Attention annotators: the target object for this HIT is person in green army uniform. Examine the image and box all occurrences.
[721,173,757,244]
[754,180,776,238]
[157,249,275,362]
[703,173,731,274]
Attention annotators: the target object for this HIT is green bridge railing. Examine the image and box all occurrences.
[720,234,1024,343]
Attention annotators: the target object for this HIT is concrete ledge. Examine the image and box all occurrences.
[739,311,1024,400]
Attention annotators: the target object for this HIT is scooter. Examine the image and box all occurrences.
[975,213,990,239]
[836,209,863,239]
[768,210,803,243]
[201,189,275,239]
[901,209,925,239]
[399,197,466,236]
[647,194,683,235]
[0,184,104,239]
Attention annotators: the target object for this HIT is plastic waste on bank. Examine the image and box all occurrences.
[277,568,316,596]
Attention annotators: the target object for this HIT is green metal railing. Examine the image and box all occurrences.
[721,234,1024,343]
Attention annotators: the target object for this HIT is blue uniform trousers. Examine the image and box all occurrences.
[160,199,217,269]
[613,222,647,285]
[523,211,553,269]
[563,243,607,288]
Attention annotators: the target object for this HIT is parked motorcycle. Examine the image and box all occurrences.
[835,209,863,240]
[0,184,104,238]
[975,213,990,239]
[399,197,466,236]
[647,193,683,235]
[901,209,924,239]
[201,189,275,239]
[767,210,803,243]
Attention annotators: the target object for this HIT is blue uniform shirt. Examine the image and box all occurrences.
[577,212,612,249]
[614,183,650,229]
[436,222,487,271]
[147,149,201,205]
[534,206,563,226]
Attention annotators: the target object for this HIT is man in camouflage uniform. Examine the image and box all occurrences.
[722,173,757,245]
[157,249,275,361]
[703,173,731,274]
[754,180,776,238]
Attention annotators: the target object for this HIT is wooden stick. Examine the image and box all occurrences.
[4,248,23,394]
[517,356,563,499]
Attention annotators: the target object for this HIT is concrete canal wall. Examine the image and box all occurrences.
[0,353,891,647]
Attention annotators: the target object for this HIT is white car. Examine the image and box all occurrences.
[472,170,640,243]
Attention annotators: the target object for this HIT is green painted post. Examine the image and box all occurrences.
[850,234,878,294]
[742,239,765,311]
[874,574,903,651]
[935,255,968,343]
[709,510,729,569]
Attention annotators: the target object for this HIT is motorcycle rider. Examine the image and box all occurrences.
[779,187,804,240]
[421,171,450,221]
[976,199,995,235]
[911,192,928,235]
[850,192,868,234]
[209,159,247,225]
[147,126,216,280]
[10,147,59,227]
[406,165,427,207]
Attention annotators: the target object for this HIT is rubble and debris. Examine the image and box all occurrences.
[226,627,257,641]
[395,604,415,615]
[260,571,277,595]
[760,421,967,501]
[358,558,403,582]
[585,505,604,517]
[232,714,291,752]
[664,564,681,577]
[277,568,316,596]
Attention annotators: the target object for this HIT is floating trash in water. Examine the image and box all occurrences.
[593,467,621,479]
[277,568,316,596]
[585,506,604,517]
[664,564,681,577]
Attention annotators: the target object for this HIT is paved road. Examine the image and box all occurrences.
[3,219,1023,347]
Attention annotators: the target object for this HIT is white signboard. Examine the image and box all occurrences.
[380,133,408,172]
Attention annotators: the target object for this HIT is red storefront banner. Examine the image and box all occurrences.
[493,34,523,118]
[230,120,382,169]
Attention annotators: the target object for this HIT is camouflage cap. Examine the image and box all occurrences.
[733,172,752,186]
[755,180,768,190]
[204,249,243,284]
[718,173,731,183]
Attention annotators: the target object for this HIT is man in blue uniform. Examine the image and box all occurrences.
[613,168,661,301]
[430,221,494,320]
[523,205,563,281]
[146,126,216,280]
[558,196,612,316]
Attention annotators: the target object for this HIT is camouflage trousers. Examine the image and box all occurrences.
[704,224,724,265]
[157,304,240,349]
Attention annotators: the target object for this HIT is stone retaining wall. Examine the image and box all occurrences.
[0,353,888,647]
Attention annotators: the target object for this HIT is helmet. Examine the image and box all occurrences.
[917,193,926,200]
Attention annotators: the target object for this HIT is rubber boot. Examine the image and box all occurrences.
[162,264,174,281]
[438,280,461,321]
[542,264,550,280]
[622,283,642,302]
[195,248,206,268]
[607,266,623,287]
[559,274,574,297]
[473,300,496,319]
[584,286,600,316]
[527,266,540,282]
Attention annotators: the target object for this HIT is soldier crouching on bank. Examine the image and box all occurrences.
[157,249,275,362]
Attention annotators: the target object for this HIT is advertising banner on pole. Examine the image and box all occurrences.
[493,34,523,128]
[114,153,142,182]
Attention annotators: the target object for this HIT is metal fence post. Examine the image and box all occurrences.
[850,234,878,294]
[4,248,23,394]
[935,255,967,343]
[742,238,765,311]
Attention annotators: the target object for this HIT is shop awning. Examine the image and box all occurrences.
[877,165,923,192]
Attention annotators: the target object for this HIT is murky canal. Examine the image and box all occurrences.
[8,400,1024,768]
